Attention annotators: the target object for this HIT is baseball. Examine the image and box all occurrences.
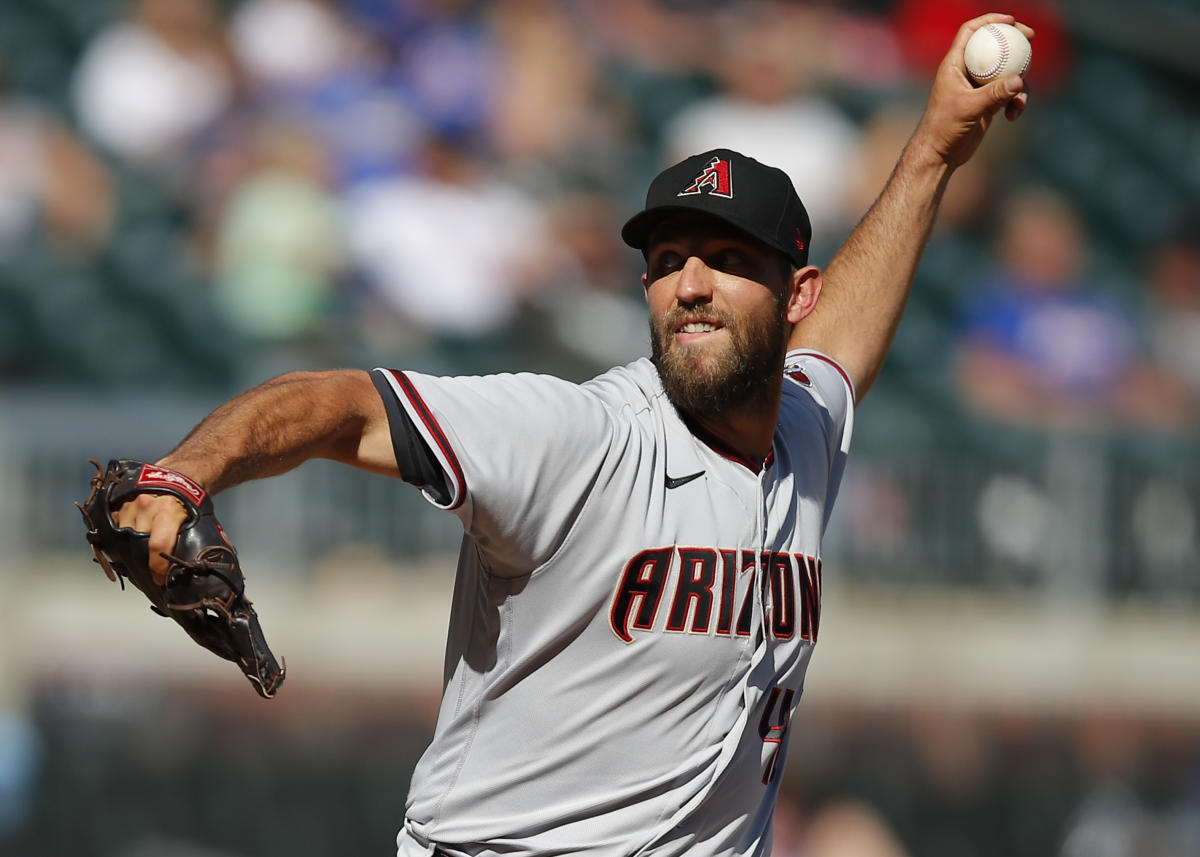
[964,22,1032,85]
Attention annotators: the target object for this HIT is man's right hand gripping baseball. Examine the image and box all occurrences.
[791,12,1033,402]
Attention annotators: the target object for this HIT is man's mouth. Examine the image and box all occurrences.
[673,316,726,344]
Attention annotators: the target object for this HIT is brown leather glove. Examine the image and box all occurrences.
[78,459,285,698]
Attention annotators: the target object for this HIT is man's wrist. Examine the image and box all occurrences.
[900,127,957,178]
[155,457,216,494]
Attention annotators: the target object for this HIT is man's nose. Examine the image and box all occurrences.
[676,256,714,305]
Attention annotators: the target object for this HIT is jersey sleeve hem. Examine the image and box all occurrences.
[372,368,466,510]
[784,348,857,405]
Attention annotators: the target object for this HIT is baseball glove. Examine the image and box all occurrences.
[77,459,285,698]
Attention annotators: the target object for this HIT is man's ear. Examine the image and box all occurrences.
[785,265,822,324]
[641,271,650,301]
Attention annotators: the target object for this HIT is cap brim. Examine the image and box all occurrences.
[621,205,693,252]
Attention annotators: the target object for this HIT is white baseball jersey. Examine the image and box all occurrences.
[372,347,854,857]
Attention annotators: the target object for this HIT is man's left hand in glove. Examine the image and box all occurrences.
[78,459,286,699]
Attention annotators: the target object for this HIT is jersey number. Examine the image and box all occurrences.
[758,686,796,785]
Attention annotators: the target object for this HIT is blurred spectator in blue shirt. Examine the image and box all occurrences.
[350,0,498,143]
[230,0,424,189]
[954,187,1188,431]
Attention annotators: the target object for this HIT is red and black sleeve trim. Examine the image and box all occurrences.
[369,369,464,509]
[787,350,856,403]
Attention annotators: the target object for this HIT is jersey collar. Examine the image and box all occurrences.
[680,413,775,474]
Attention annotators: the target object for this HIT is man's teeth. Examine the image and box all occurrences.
[681,322,718,333]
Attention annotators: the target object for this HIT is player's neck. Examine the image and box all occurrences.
[684,385,782,469]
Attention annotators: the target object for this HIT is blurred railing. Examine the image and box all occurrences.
[3,391,1196,601]
[828,427,1199,601]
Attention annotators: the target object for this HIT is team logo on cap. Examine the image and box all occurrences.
[678,156,733,199]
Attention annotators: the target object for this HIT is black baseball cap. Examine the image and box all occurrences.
[621,148,812,268]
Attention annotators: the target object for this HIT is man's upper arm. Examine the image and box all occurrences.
[787,318,867,403]
[317,369,405,477]
[786,261,899,405]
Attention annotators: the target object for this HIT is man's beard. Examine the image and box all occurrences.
[650,298,789,419]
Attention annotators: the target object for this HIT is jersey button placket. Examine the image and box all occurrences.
[753,464,770,647]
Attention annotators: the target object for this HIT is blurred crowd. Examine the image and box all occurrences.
[1,0,1196,434]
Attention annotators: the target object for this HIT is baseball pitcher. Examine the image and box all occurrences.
[80,15,1031,857]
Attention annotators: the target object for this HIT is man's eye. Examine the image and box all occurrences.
[651,252,683,276]
[714,249,748,269]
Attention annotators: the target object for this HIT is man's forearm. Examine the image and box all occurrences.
[788,14,1029,401]
[804,139,953,397]
[158,370,382,493]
